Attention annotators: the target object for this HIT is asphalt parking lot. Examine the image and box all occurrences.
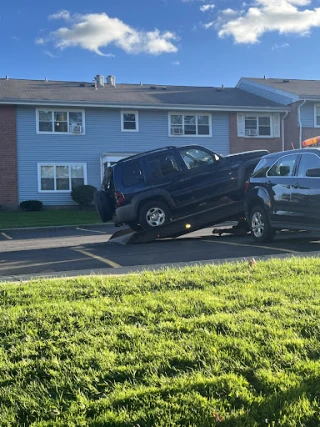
[1,224,320,281]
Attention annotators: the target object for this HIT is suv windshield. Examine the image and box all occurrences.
[179,147,216,169]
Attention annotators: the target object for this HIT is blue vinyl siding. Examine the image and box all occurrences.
[16,107,230,205]
[238,80,297,105]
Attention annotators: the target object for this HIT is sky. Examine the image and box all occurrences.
[2,0,320,87]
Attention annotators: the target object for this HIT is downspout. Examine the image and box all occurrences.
[100,155,104,186]
[298,99,307,149]
[281,111,289,151]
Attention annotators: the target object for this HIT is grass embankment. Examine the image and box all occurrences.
[0,209,101,229]
[1,259,320,426]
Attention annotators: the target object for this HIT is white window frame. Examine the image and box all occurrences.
[168,113,212,137]
[121,111,139,132]
[36,108,86,135]
[38,163,87,193]
[244,114,273,138]
[314,104,320,128]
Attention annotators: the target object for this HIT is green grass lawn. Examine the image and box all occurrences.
[1,259,320,426]
[0,209,101,229]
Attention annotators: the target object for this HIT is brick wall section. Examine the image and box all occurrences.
[0,105,18,209]
[284,102,300,150]
[302,128,320,142]
[283,102,320,149]
[229,112,282,154]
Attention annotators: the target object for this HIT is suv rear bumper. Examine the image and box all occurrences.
[113,205,136,225]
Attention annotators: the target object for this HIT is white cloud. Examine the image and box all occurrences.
[49,10,71,21]
[214,0,320,44]
[203,21,215,29]
[35,37,45,45]
[39,11,178,56]
[200,4,215,12]
[221,8,241,17]
[172,60,180,65]
[43,50,57,58]
[272,42,290,50]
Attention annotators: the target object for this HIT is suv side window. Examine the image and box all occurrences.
[179,147,216,170]
[267,154,299,177]
[146,153,180,182]
[252,158,274,178]
[121,160,144,187]
[297,153,320,177]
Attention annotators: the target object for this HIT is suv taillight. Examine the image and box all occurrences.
[114,191,125,207]
[244,180,250,193]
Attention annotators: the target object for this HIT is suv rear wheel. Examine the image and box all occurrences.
[250,205,275,243]
[138,200,171,230]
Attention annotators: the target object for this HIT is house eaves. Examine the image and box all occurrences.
[237,78,320,104]
[0,98,289,113]
[297,96,320,102]
[236,77,299,102]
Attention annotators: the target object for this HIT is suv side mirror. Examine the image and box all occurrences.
[306,168,320,177]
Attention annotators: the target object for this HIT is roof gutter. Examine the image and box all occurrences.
[281,111,289,151]
[298,99,307,149]
[0,99,289,113]
[299,97,320,101]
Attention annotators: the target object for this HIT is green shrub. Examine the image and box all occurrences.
[71,185,97,207]
[20,200,43,211]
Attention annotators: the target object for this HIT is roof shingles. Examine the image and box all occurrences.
[0,78,286,109]
[245,77,320,98]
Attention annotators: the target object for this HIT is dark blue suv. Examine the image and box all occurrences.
[245,148,320,242]
[95,145,268,231]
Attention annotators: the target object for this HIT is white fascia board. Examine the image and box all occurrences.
[0,99,289,113]
[299,97,320,101]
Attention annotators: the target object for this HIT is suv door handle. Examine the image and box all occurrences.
[291,183,300,189]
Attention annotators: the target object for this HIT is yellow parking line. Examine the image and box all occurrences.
[76,227,107,234]
[203,239,299,254]
[1,232,12,240]
[0,257,87,271]
[73,248,121,268]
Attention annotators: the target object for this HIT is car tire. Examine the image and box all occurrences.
[127,222,142,232]
[250,205,275,243]
[138,200,171,230]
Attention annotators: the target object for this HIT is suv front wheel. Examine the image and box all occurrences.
[138,200,171,230]
[250,205,275,243]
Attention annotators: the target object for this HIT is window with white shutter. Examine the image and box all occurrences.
[237,113,275,138]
